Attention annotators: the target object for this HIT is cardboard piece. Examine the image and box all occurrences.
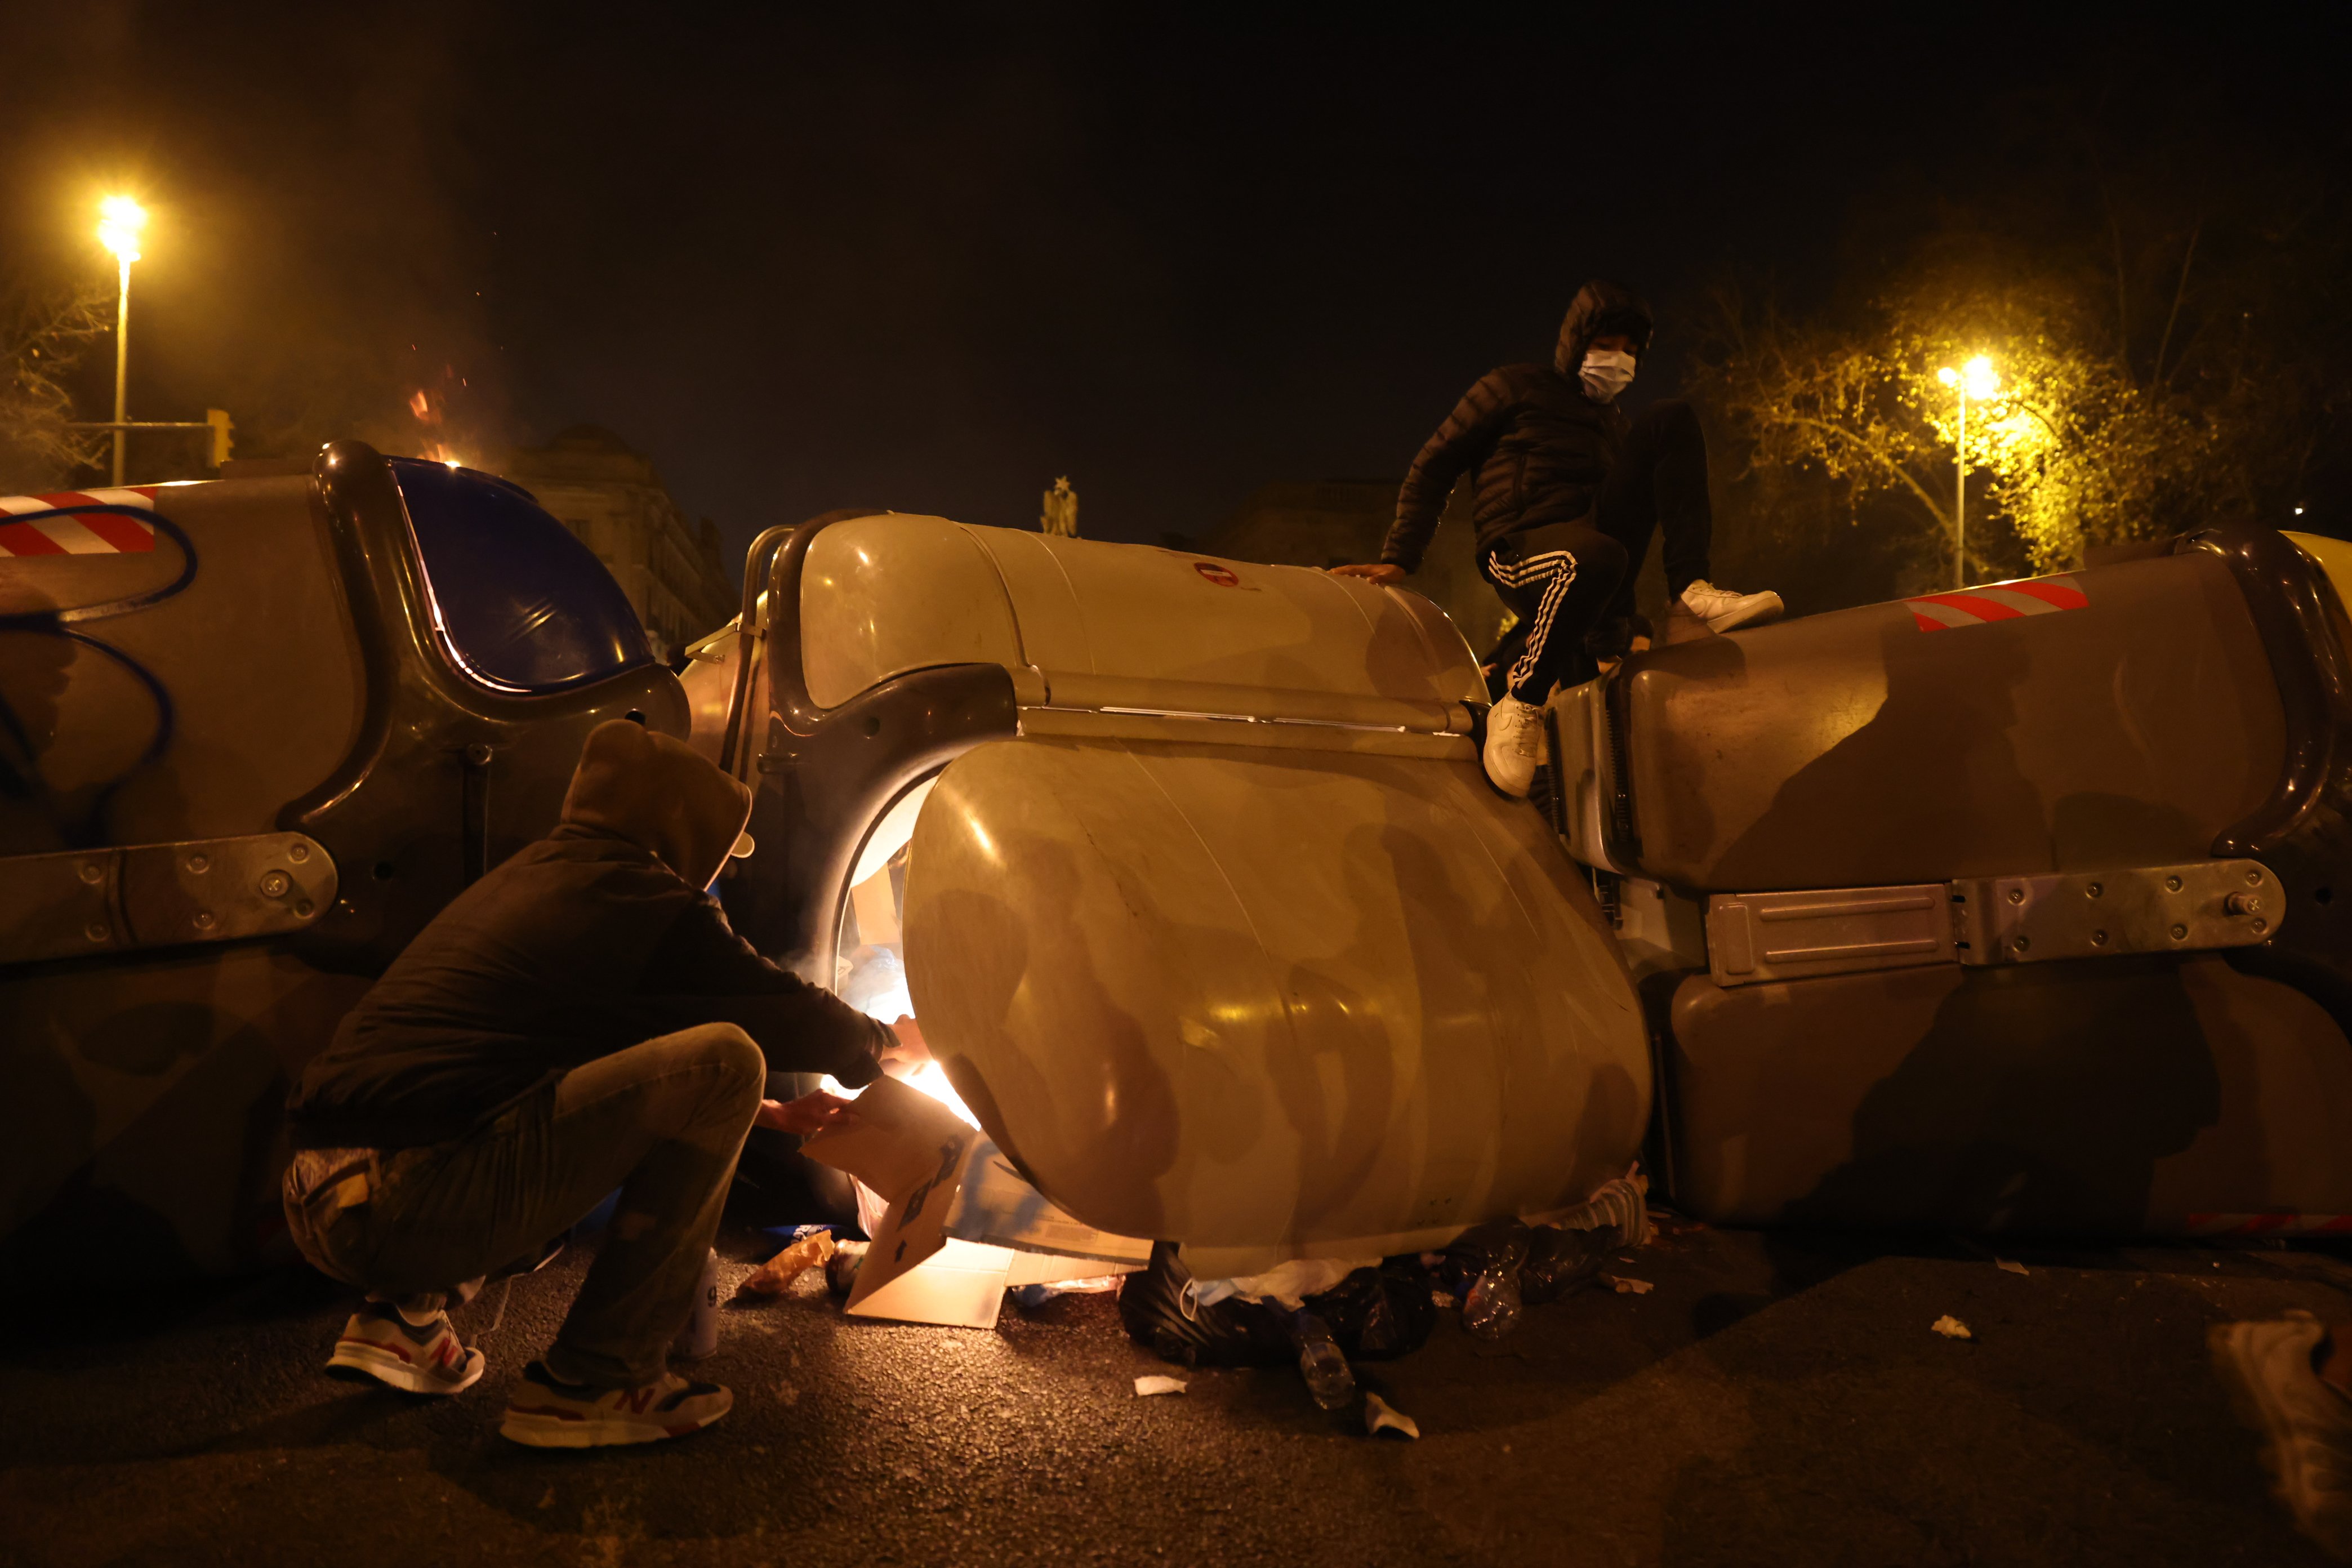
[803,1076,979,1323]
[803,1075,1146,1328]
[946,1145,1153,1268]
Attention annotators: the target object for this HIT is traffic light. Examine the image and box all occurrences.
[205,408,233,468]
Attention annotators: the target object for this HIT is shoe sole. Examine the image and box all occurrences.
[498,1399,730,1449]
[1481,756,1536,799]
[1665,599,1785,643]
[1694,596,1785,634]
[326,1341,485,1396]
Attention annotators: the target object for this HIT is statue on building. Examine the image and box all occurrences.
[1040,476,1079,537]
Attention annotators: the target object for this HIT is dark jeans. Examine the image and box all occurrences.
[283,1023,765,1388]
[1480,399,1713,703]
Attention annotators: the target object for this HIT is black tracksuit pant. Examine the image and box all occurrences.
[1479,398,1712,705]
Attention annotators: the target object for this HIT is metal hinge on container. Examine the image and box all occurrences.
[1704,859,2280,988]
[0,832,339,968]
[1949,861,2279,965]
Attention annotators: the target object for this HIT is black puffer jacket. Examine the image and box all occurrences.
[287,721,891,1150]
[1378,280,1654,572]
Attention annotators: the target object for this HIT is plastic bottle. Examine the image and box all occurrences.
[1290,1309,1357,1410]
[1462,1251,1525,1340]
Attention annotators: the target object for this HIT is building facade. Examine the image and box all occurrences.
[496,426,738,660]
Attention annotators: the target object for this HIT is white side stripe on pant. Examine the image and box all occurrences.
[1486,547,1578,700]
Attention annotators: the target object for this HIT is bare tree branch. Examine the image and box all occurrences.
[2154,219,2201,389]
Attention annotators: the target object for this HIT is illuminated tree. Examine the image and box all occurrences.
[1689,114,2349,596]
[1692,277,2226,580]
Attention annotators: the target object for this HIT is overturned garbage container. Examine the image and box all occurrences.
[691,513,1651,1280]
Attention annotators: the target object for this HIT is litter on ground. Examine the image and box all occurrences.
[1133,1375,1188,1397]
[1932,1315,1974,1340]
[1995,1258,2029,1276]
[1600,1274,1654,1295]
[737,1229,837,1297]
[1365,1392,1420,1440]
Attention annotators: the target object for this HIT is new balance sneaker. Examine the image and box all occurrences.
[1672,580,1784,635]
[324,1300,485,1395]
[1482,696,1548,799]
[498,1360,733,1449]
[2211,1311,2352,1559]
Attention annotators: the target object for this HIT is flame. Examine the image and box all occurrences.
[895,1058,978,1128]
[408,389,433,422]
[821,1052,974,1128]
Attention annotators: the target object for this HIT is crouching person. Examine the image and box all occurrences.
[280,719,916,1447]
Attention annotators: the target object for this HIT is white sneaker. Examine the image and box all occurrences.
[1482,696,1548,799]
[2211,1311,2352,1558]
[325,1300,485,1395]
[1673,579,1784,634]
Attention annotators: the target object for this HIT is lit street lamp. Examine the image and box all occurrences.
[1936,355,1998,590]
[96,196,147,487]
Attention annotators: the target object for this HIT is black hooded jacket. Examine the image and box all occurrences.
[1378,280,1654,572]
[286,720,892,1151]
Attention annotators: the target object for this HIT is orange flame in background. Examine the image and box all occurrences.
[408,384,465,469]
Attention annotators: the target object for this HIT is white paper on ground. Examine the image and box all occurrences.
[1133,1375,1188,1397]
[1364,1392,1420,1440]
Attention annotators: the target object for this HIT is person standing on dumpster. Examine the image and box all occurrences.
[1333,279,1782,798]
[280,718,924,1448]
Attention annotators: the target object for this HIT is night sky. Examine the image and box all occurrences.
[2,7,2338,564]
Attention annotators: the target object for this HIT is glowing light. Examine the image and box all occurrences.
[1937,358,1999,398]
[97,195,146,262]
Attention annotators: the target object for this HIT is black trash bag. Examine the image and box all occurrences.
[1300,1260,1438,1361]
[1521,1222,1620,1305]
[1118,1242,1294,1368]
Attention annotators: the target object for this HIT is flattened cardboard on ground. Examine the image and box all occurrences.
[803,1076,1146,1328]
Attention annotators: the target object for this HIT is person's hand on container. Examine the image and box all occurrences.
[1328,562,1406,585]
[880,1015,929,1071]
[755,1090,860,1137]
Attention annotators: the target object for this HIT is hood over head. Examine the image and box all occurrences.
[1554,280,1655,377]
[560,719,753,889]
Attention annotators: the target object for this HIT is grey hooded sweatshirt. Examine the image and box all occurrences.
[1378,279,1655,573]
[286,720,890,1150]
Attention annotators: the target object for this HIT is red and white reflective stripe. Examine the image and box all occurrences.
[2184,1213,2352,1237]
[1904,573,2088,631]
[0,488,162,558]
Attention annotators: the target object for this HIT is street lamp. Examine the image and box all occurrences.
[1936,355,1998,591]
[96,195,148,487]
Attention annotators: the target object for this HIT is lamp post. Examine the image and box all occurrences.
[96,197,148,487]
[1935,355,1998,591]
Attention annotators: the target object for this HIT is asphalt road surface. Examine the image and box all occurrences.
[2,1218,2342,1567]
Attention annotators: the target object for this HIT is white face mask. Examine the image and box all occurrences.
[1579,348,1637,402]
